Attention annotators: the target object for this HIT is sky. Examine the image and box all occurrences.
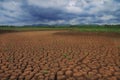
[0,0,120,26]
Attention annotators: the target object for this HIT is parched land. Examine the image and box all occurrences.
[0,31,120,80]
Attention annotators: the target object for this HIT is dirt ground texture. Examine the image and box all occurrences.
[0,31,120,80]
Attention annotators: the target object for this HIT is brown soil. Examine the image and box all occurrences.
[0,30,17,34]
[0,31,120,80]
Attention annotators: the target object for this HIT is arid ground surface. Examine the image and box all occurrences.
[0,31,120,80]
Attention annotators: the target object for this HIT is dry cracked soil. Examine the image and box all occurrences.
[0,31,120,80]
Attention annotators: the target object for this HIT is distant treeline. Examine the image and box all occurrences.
[0,24,120,33]
[0,24,120,28]
[69,25,120,28]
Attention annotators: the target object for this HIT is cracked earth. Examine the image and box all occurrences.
[0,31,120,80]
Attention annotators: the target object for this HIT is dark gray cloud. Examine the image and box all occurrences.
[0,0,120,25]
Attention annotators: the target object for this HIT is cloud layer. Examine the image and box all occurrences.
[0,0,120,25]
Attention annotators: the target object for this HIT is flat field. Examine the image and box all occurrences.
[0,30,120,80]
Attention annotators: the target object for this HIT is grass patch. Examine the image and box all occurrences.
[63,54,68,58]
[42,70,49,74]
[0,25,120,33]
[63,54,72,60]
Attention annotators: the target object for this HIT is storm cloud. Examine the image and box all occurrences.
[0,0,120,25]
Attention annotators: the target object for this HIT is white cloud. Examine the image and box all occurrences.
[66,0,83,13]
[0,15,15,23]
[101,15,116,21]
[1,1,23,19]
[27,0,68,9]
[2,1,20,11]
[35,20,66,25]
[27,0,116,14]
